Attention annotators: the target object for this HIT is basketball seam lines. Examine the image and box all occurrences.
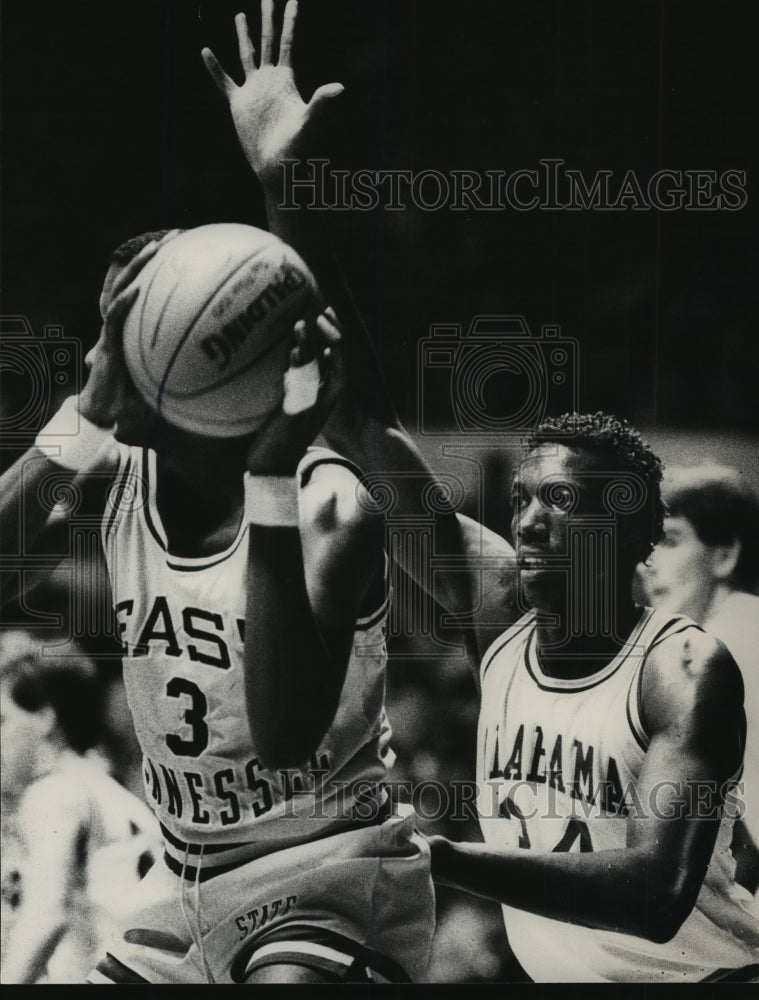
[155,247,272,410]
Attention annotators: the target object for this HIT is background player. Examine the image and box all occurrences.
[205,2,759,981]
[0,630,160,984]
[641,463,759,893]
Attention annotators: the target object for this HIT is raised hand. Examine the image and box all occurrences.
[245,310,343,476]
[202,1,344,183]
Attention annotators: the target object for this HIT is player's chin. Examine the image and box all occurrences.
[519,568,565,606]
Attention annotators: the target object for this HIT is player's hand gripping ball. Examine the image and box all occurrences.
[122,223,321,437]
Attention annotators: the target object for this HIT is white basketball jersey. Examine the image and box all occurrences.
[101,445,393,877]
[1,752,160,983]
[477,608,759,982]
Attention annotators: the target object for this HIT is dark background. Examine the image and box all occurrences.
[2,0,758,434]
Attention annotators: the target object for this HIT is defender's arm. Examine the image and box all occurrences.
[203,4,519,665]
[431,633,749,942]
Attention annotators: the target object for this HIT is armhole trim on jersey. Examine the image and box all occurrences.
[299,448,389,630]
[141,449,168,552]
[647,620,704,653]
[480,612,535,684]
[626,661,649,752]
[102,454,133,542]
[626,615,703,752]
[297,448,364,490]
[355,553,391,632]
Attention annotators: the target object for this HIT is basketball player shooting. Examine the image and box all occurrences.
[0,13,435,982]
[203,0,759,983]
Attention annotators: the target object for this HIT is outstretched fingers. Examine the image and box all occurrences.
[235,12,257,74]
[278,0,298,67]
[260,0,275,64]
[202,46,236,94]
[306,82,345,122]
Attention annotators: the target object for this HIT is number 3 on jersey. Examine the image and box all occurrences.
[165,677,208,757]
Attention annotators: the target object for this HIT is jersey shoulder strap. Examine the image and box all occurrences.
[101,443,144,544]
[625,608,704,750]
[480,610,536,685]
[297,445,364,489]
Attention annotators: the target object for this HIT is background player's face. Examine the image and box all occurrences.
[511,444,619,611]
[0,679,51,797]
[640,515,717,621]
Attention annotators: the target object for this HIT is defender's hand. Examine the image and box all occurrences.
[245,312,343,476]
[202,1,344,184]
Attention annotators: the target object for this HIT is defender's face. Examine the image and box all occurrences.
[641,516,716,621]
[511,444,611,610]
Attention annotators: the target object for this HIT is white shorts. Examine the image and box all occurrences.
[87,809,434,984]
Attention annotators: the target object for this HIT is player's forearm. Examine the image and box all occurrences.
[0,449,71,570]
[260,179,473,616]
[431,838,692,943]
[244,526,348,770]
[262,175,399,430]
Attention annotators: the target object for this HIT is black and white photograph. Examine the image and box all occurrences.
[1,0,758,989]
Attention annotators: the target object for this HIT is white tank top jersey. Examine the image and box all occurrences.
[1,753,160,983]
[100,445,393,877]
[477,608,759,982]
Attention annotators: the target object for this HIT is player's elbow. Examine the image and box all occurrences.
[249,698,333,771]
[642,901,689,944]
[640,874,698,943]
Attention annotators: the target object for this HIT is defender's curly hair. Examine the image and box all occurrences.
[109,230,183,267]
[524,411,665,564]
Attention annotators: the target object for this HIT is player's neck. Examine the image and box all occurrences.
[31,736,71,783]
[534,599,643,680]
[154,458,245,557]
[155,437,247,490]
[703,582,738,622]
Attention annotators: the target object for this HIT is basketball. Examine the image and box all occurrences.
[122,223,321,437]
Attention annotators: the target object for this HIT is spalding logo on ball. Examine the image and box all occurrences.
[122,223,321,437]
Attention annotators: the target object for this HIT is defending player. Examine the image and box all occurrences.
[206,2,759,981]
[0,630,160,984]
